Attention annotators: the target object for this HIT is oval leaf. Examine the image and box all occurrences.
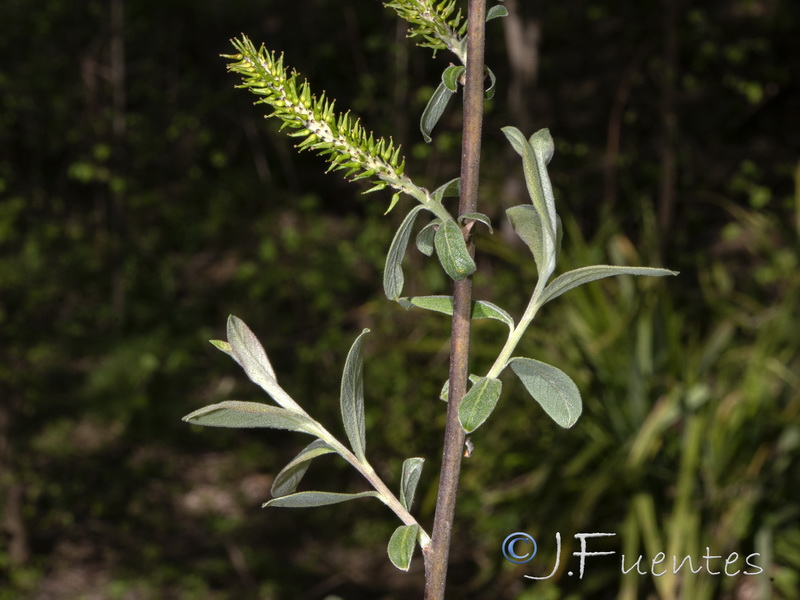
[434,218,476,280]
[420,81,454,143]
[388,524,419,572]
[509,358,582,428]
[341,329,370,462]
[487,5,509,21]
[440,374,480,403]
[264,490,379,508]
[183,401,319,433]
[272,439,337,497]
[540,266,679,306]
[384,205,426,300]
[400,457,424,511]
[459,377,503,433]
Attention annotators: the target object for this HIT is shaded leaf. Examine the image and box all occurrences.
[459,377,503,433]
[388,524,419,571]
[272,439,337,497]
[384,205,426,300]
[509,358,582,428]
[416,220,440,256]
[264,490,379,508]
[506,204,547,276]
[442,65,465,92]
[400,457,424,511]
[434,218,476,280]
[420,81,454,143]
[459,212,493,233]
[487,5,509,20]
[484,66,497,99]
[341,329,370,462]
[430,177,461,203]
[540,265,679,305]
[397,295,514,330]
[183,401,319,433]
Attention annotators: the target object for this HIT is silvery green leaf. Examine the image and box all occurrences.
[183,401,319,434]
[540,265,679,306]
[271,439,337,497]
[226,316,303,413]
[501,126,558,279]
[509,358,582,428]
[431,177,461,204]
[442,65,466,92]
[209,339,238,365]
[384,205,426,300]
[341,329,370,462]
[400,457,424,511]
[434,218,476,281]
[458,212,493,233]
[264,490,380,508]
[484,66,497,100]
[416,220,440,256]
[458,377,503,433]
[486,5,509,20]
[506,204,547,275]
[397,295,514,331]
[440,374,481,403]
[420,81,454,143]
[388,524,419,571]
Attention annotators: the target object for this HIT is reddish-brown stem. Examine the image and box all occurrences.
[422,0,487,598]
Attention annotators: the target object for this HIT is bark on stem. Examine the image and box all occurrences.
[423,1,487,598]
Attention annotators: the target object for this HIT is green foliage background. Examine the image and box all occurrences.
[1,0,798,598]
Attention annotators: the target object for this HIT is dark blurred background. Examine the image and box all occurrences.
[1,0,798,598]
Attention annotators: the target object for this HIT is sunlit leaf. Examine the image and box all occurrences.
[264,490,380,508]
[486,5,509,21]
[509,358,582,428]
[540,265,679,305]
[225,316,303,412]
[400,457,424,510]
[341,329,370,461]
[388,524,419,571]
[506,204,547,276]
[440,374,480,403]
[272,439,337,497]
[183,401,319,433]
[434,218,476,280]
[459,377,502,433]
[384,205,426,300]
[420,81,454,143]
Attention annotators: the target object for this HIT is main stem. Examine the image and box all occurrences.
[423,1,487,598]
